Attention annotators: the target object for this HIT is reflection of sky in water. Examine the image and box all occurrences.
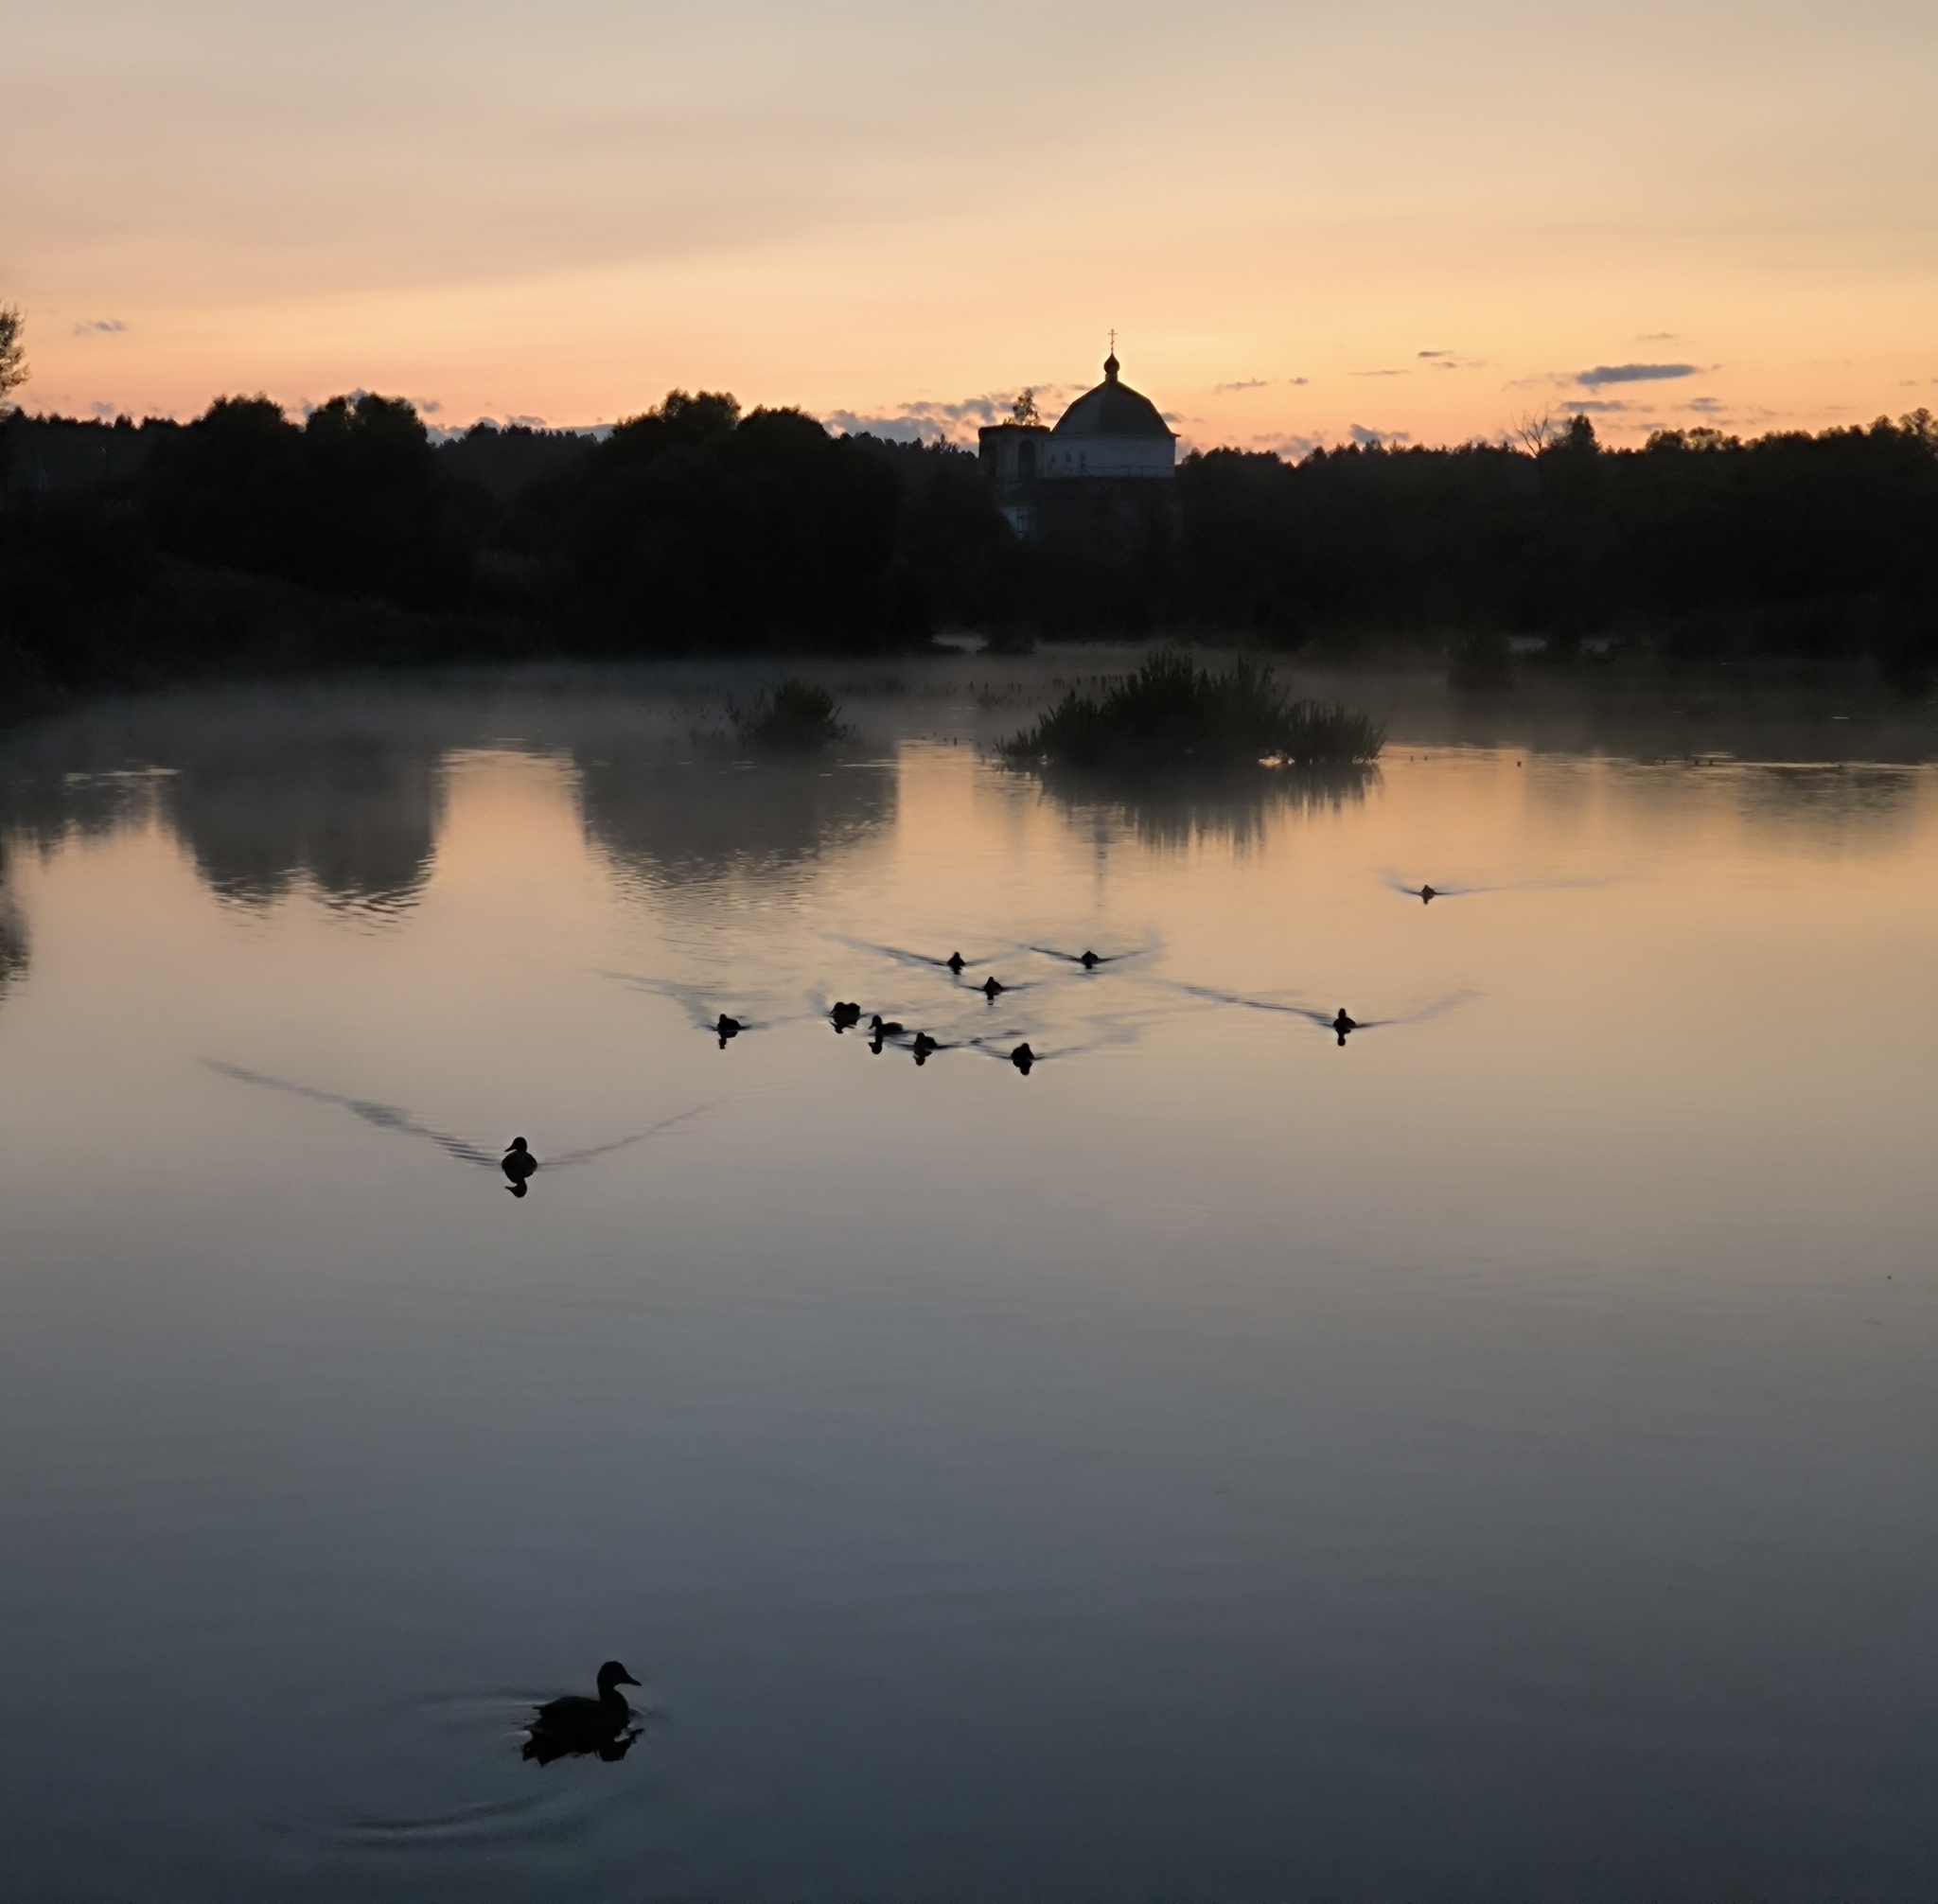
[1,669,1937,1901]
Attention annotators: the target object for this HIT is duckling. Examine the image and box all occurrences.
[523,1660,641,1764]
[502,1137,537,1190]
[830,1000,862,1031]
[980,976,1006,1000]
[911,1031,941,1064]
[1330,1008,1358,1046]
[714,1014,742,1048]
[945,951,966,974]
[1010,1042,1036,1074]
[1418,884,1436,905]
[869,1014,904,1037]
[1079,949,1101,968]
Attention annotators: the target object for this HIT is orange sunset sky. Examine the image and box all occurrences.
[5,0,1935,451]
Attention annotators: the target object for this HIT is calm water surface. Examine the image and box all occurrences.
[2,661,1935,1901]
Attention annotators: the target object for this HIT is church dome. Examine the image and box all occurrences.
[1051,352,1174,440]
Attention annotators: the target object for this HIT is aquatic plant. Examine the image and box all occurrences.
[1000,649,1383,770]
[729,678,854,752]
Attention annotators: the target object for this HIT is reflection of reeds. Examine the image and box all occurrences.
[1001,650,1384,770]
[1028,760,1381,852]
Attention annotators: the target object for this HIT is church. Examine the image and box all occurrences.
[978,346,1177,546]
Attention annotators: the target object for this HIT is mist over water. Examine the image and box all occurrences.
[2,661,1936,1901]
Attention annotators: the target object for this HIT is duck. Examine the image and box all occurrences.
[945,951,966,974]
[980,976,1005,999]
[1010,1042,1036,1074]
[830,1000,862,1031]
[868,1014,904,1037]
[1418,884,1437,905]
[1330,1008,1358,1045]
[502,1137,537,1190]
[523,1660,641,1763]
[911,1031,941,1064]
[714,1014,743,1047]
[1079,950,1101,968]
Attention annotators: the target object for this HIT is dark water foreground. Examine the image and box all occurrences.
[1,661,1935,1901]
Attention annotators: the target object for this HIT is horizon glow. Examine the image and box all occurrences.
[5,0,1935,450]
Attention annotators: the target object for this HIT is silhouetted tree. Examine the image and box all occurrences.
[508,391,918,652]
[0,306,26,411]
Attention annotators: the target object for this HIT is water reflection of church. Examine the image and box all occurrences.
[978,347,1177,546]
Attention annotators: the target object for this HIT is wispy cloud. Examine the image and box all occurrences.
[1418,350,1450,359]
[1215,378,1270,393]
[1680,396,1724,414]
[1576,361,1699,388]
[1565,398,1634,414]
[1350,368,1407,379]
[1348,423,1410,448]
[1636,332,1682,342]
[73,318,127,336]
[828,386,1081,445]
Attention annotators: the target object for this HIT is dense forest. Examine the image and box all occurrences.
[2,385,1935,714]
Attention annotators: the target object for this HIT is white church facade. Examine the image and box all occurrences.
[978,349,1176,542]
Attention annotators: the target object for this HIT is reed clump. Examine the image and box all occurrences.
[730,679,854,752]
[1000,650,1383,770]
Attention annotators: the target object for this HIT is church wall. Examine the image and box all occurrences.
[1039,437,1174,481]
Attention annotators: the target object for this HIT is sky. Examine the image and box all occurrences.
[4,0,1936,450]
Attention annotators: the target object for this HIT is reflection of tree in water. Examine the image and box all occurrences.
[1030,763,1379,853]
[164,740,443,913]
[1729,763,1921,854]
[0,844,26,996]
[577,753,895,889]
[0,697,447,917]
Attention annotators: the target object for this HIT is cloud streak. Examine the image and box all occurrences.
[1576,361,1699,388]
[73,318,128,336]
[828,386,1082,444]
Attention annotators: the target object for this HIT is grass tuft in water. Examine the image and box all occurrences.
[730,679,854,753]
[1000,649,1383,770]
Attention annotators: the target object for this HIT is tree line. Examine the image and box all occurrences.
[3,381,1936,714]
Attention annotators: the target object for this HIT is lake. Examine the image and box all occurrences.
[1,656,1935,1901]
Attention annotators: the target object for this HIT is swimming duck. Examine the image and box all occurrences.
[502,1137,537,1190]
[1418,885,1436,905]
[945,951,966,974]
[830,1000,862,1031]
[714,1014,742,1047]
[911,1031,941,1064]
[1330,1008,1358,1045]
[1079,950,1101,968]
[523,1660,641,1764]
[1010,1042,1036,1074]
[869,1014,904,1037]
[980,976,1005,999]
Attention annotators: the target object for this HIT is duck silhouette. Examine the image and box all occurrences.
[1417,885,1436,905]
[1029,941,1154,971]
[946,951,966,974]
[829,1000,862,1031]
[714,1014,743,1048]
[980,976,1006,999]
[911,1031,943,1065]
[869,1014,905,1038]
[522,1660,641,1766]
[1010,1042,1036,1074]
[502,1137,537,1193]
[1330,1008,1358,1045]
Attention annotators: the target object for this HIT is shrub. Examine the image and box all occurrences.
[730,678,854,752]
[1000,649,1383,769]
